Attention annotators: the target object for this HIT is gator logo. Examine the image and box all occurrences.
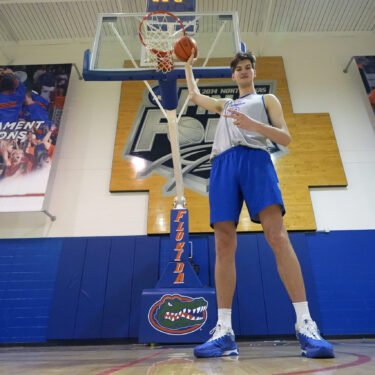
[148,294,208,335]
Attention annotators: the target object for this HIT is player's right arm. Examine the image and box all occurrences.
[185,51,228,115]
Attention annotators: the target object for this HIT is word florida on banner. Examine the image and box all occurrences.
[0,63,72,212]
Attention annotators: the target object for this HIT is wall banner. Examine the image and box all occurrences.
[0,63,72,212]
[355,56,375,116]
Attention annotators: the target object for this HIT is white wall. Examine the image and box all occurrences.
[0,42,149,238]
[0,32,374,238]
[253,32,375,231]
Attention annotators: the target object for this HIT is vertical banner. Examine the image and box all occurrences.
[355,56,375,116]
[0,64,72,212]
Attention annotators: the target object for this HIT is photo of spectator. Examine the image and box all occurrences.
[0,63,71,193]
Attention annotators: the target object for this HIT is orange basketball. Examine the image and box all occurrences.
[174,36,198,62]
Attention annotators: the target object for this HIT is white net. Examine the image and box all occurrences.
[139,12,185,73]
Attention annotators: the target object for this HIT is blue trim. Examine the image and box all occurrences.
[262,95,272,125]
[239,93,257,99]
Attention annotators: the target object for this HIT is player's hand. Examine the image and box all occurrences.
[186,48,195,67]
[224,108,259,131]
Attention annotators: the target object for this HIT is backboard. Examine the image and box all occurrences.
[83,12,242,81]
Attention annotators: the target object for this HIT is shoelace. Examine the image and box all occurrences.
[208,324,233,342]
[208,325,221,341]
[300,319,322,340]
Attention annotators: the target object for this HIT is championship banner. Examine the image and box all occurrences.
[0,64,72,212]
[355,56,375,116]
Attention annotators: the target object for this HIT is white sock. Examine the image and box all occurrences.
[293,301,312,327]
[217,308,232,332]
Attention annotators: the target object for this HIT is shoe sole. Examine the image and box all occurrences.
[301,347,335,358]
[194,348,239,358]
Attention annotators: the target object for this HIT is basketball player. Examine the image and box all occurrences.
[0,68,26,167]
[185,51,334,359]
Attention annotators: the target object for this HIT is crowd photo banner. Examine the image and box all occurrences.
[0,63,72,212]
[355,56,375,116]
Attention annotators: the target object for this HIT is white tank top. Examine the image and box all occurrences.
[210,93,271,160]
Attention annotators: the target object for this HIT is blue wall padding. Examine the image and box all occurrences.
[190,236,210,287]
[101,237,136,338]
[128,236,160,338]
[208,235,241,334]
[257,234,295,334]
[74,237,111,339]
[47,238,87,339]
[48,236,160,341]
[0,238,62,343]
[306,230,375,335]
[257,233,319,335]
[290,233,321,327]
[2,230,375,343]
[232,287,241,334]
[236,234,268,335]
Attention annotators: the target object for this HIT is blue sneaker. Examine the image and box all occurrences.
[194,325,239,358]
[296,319,335,358]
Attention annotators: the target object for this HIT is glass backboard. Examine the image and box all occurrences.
[83,12,242,81]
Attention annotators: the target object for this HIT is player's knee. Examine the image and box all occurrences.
[216,247,236,263]
[265,227,288,251]
[214,222,237,259]
[215,235,236,260]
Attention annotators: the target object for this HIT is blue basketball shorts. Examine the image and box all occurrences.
[209,146,285,226]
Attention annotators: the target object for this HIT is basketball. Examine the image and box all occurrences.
[174,36,198,62]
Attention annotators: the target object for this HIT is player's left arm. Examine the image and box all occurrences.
[263,94,291,146]
[224,94,291,147]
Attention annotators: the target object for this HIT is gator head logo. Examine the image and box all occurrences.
[148,294,208,335]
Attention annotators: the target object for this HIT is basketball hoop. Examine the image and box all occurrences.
[139,11,186,73]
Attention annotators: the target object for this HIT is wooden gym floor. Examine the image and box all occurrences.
[0,338,374,374]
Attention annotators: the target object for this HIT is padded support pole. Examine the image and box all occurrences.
[166,109,185,208]
[158,78,178,110]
